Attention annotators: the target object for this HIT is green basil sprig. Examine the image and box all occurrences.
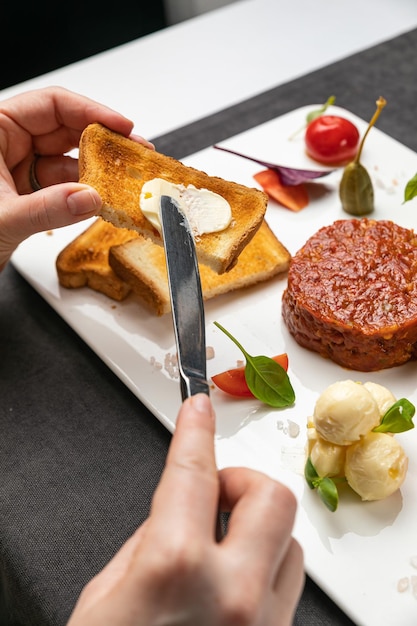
[213,321,295,408]
[306,95,336,124]
[403,173,417,204]
[305,457,341,512]
[289,95,336,140]
[373,398,415,433]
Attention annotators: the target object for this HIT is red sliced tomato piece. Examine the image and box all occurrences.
[212,354,289,398]
[254,169,308,211]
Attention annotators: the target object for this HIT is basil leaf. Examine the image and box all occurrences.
[245,355,295,408]
[304,457,319,489]
[317,477,339,512]
[403,173,417,204]
[213,321,295,408]
[373,398,415,433]
[305,458,339,511]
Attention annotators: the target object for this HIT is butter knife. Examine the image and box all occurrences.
[160,196,224,540]
[160,195,209,400]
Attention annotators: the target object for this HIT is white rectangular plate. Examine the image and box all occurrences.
[12,106,417,626]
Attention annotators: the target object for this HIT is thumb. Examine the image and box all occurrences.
[3,183,101,244]
[0,183,102,269]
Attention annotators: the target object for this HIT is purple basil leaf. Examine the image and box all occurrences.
[213,145,335,186]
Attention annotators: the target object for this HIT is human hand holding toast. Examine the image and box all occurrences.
[0,86,152,270]
[68,393,304,626]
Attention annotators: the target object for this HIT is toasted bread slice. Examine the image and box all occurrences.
[56,218,136,301]
[109,220,291,315]
[78,123,268,274]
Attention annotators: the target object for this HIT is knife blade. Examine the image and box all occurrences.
[160,195,210,400]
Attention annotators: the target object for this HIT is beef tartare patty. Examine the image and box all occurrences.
[282,219,417,371]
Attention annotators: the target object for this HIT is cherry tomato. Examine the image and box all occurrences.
[211,354,289,398]
[305,115,360,165]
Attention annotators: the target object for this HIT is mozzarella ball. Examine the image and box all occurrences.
[310,437,346,477]
[313,380,380,445]
[306,420,318,456]
[363,381,396,417]
[345,432,408,501]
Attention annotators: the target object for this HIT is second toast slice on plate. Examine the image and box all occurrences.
[56,218,291,316]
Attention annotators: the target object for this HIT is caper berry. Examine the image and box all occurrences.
[340,97,386,216]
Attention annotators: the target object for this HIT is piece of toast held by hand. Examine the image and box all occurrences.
[78,123,268,274]
[56,218,136,301]
[109,220,291,315]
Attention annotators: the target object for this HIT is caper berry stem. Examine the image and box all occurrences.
[354,96,387,164]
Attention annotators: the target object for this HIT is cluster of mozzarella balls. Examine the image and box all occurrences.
[307,380,408,501]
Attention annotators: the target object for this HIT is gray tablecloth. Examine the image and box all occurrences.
[1,27,416,625]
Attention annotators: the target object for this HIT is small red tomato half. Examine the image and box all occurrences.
[211,354,289,398]
[305,115,360,165]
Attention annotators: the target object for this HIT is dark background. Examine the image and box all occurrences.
[1,2,167,90]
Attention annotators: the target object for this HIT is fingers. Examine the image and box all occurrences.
[147,394,220,541]
[0,87,154,199]
[8,135,152,196]
[129,133,155,151]
[0,183,101,266]
[12,154,79,194]
[0,87,136,168]
[218,466,299,589]
[0,86,134,140]
[26,127,154,167]
[220,466,298,547]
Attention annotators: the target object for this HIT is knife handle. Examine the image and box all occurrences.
[180,375,224,541]
[181,375,210,401]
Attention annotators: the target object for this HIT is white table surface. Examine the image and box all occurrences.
[1,0,416,139]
